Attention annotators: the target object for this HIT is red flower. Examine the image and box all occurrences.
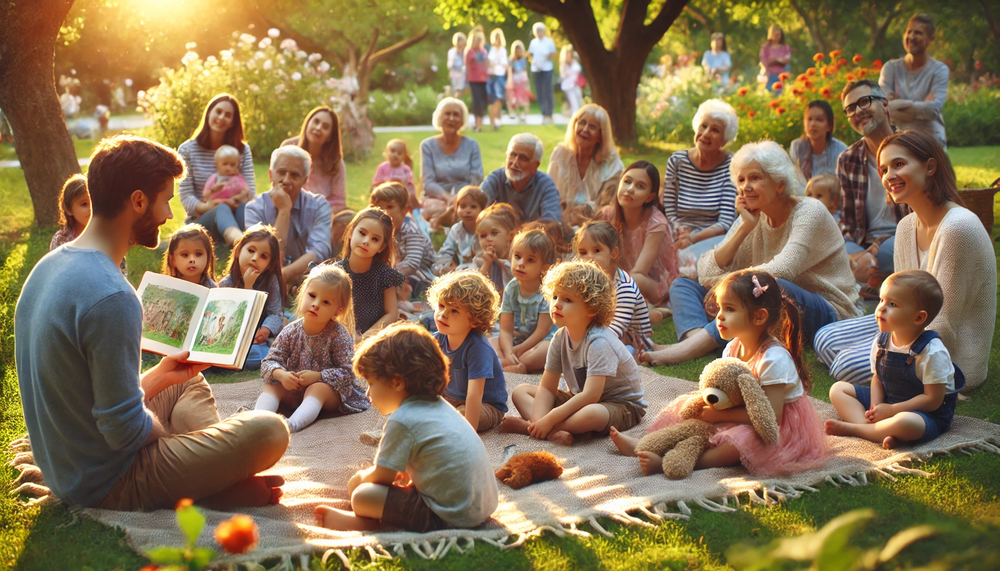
[175,498,194,511]
[768,99,781,108]
[803,79,813,89]
[776,107,786,115]
[820,87,832,98]
[829,50,842,60]
[737,86,749,96]
[796,74,808,83]
[813,53,826,62]
[791,88,802,96]
[772,81,783,90]
[807,67,817,76]
[215,515,259,554]
[872,59,883,70]
[972,83,980,89]
[748,110,756,117]
[852,54,864,63]
[846,73,856,81]
[139,567,159,571]
[839,58,848,66]
[975,60,983,71]
[779,72,789,81]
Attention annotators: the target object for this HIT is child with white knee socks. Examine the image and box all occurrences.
[255,264,369,431]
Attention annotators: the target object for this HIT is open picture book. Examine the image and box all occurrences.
[136,272,269,369]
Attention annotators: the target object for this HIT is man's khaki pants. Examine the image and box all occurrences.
[97,375,289,511]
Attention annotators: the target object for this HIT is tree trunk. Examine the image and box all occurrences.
[0,0,79,226]
[521,0,689,144]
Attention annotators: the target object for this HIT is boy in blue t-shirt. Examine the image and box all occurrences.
[427,271,508,431]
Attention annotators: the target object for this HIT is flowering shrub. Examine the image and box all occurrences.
[366,85,443,127]
[138,30,359,160]
[942,75,1000,147]
[636,65,721,145]
[638,51,1000,149]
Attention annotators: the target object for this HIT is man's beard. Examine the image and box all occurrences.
[130,207,161,248]
[505,167,527,183]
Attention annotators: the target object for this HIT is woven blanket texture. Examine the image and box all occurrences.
[80,368,1000,561]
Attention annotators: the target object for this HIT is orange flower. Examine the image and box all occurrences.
[737,86,749,96]
[872,59,883,70]
[175,498,194,511]
[858,69,867,78]
[820,87,832,98]
[768,100,781,108]
[748,110,756,117]
[846,73,855,81]
[839,58,848,66]
[772,81,783,90]
[215,515,259,554]
[803,79,813,89]
[807,67,817,76]
[139,567,159,571]
[779,72,789,81]
[791,88,802,96]
[829,50,842,60]
[852,54,863,63]
[775,107,786,115]
[796,74,808,83]
[813,53,826,62]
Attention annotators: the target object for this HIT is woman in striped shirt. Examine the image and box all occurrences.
[661,99,739,261]
[177,94,256,247]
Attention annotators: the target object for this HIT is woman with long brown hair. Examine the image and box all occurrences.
[816,130,996,390]
[177,94,257,246]
[281,106,347,212]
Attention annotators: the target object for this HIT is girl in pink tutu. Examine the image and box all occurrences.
[611,270,827,477]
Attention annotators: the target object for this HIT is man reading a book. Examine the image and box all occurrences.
[244,145,332,284]
[15,135,289,511]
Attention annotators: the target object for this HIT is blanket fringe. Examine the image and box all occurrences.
[321,548,351,569]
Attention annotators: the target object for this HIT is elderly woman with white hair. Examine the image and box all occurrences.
[661,99,740,261]
[547,103,624,214]
[419,97,484,229]
[642,140,860,366]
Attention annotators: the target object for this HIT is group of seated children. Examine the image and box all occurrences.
[48,145,963,536]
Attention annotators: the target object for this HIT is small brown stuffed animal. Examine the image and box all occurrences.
[495,451,564,489]
[636,358,779,479]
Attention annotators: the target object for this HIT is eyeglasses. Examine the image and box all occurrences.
[843,95,886,117]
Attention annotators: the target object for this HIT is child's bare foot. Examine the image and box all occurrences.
[500,416,530,435]
[637,451,664,475]
[199,475,285,509]
[824,419,855,436]
[314,505,379,531]
[547,430,574,446]
[609,427,638,457]
[882,436,899,450]
[502,362,527,374]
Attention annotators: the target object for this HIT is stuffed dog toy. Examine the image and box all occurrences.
[495,451,564,489]
[635,358,779,479]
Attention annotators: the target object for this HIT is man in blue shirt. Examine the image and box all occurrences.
[245,145,332,283]
[15,135,288,511]
[481,133,562,223]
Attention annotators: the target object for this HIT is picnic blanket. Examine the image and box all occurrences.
[77,368,1000,564]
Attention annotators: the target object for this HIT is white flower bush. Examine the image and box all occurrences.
[137,29,360,159]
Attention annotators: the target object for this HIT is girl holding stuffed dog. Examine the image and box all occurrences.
[611,270,826,476]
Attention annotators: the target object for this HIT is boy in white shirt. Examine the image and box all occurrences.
[826,270,964,449]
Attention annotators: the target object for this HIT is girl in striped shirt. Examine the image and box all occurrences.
[574,221,653,357]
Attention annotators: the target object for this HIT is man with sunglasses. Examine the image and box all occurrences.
[836,79,911,284]
[879,14,949,147]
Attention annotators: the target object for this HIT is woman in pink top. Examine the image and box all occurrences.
[759,25,791,94]
[465,31,490,132]
[281,106,347,211]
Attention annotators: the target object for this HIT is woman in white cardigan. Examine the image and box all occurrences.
[642,140,860,365]
[815,130,996,390]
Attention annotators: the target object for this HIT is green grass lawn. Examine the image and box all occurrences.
[1,128,999,570]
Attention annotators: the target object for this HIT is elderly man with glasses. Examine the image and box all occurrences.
[836,79,911,285]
